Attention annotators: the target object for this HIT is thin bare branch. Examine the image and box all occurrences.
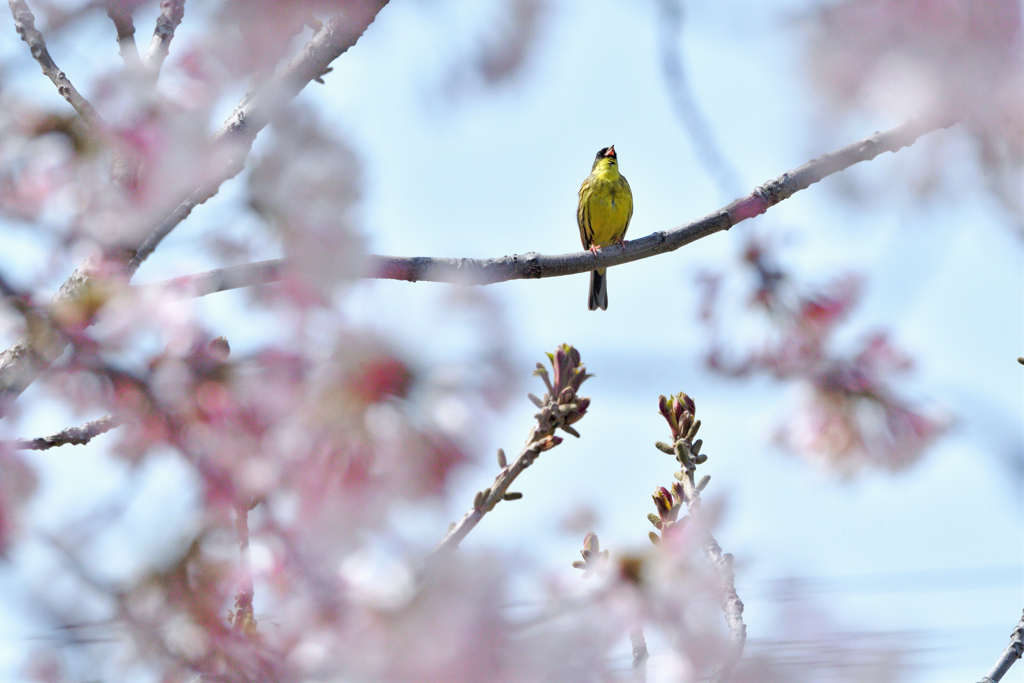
[142,0,183,78]
[428,423,549,563]
[979,610,1024,683]
[136,259,286,301]
[134,114,956,301]
[706,536,745,682]
[630,627,649,683]
[13,415,120,450]
[376,115,954,284]
[0,264,89,416]
[12,0,137,189]
[7,0,104,127]
[426,345,590,568]
[0,273,70,416]
[229,499,257,635]
[106,0,140,68]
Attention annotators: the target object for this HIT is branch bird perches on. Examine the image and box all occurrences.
[136,114,958,303]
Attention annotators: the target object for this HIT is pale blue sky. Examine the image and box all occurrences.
[0,1,1021,681]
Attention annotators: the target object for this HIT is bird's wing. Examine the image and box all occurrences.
[578,177,593,249]
[621,175,633,237]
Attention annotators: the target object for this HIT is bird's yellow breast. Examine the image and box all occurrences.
[579,165,633,247]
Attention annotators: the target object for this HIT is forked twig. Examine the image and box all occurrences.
[426,345,590,568]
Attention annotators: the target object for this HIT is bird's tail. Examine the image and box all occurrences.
[588,269,608,311]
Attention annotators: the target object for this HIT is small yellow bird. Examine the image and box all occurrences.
[577,145,633,311]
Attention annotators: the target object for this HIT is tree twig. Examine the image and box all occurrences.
[13,415,120,450]
[0,272,71,416]
[135,259,285,299]
[429,423,552,562]
[652,393,746,682]
[142,0,183,78]
[105,0,140,68]
[705,535,744,681]
[978,610,1024,683]
[425,345,590,569]
[133,114,957,298]
[630,626,649,683]
[229,499,257,636]
[7,0,105,127]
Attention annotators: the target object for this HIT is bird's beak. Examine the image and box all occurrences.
[605,145,616,157]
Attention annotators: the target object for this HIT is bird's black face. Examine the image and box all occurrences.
[593,145,617,170]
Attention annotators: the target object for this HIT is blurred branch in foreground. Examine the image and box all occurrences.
[137,114,958,300]
[978,610,1024,683]
[426,344,590,567]
[656,0,744,199]
[142,0,184,78]
[7,0,105,128]
[105,0,141,68]
[630,626,649,682]
[12,415,120,451]
[227,498,258,639]
[0,3,390,416]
